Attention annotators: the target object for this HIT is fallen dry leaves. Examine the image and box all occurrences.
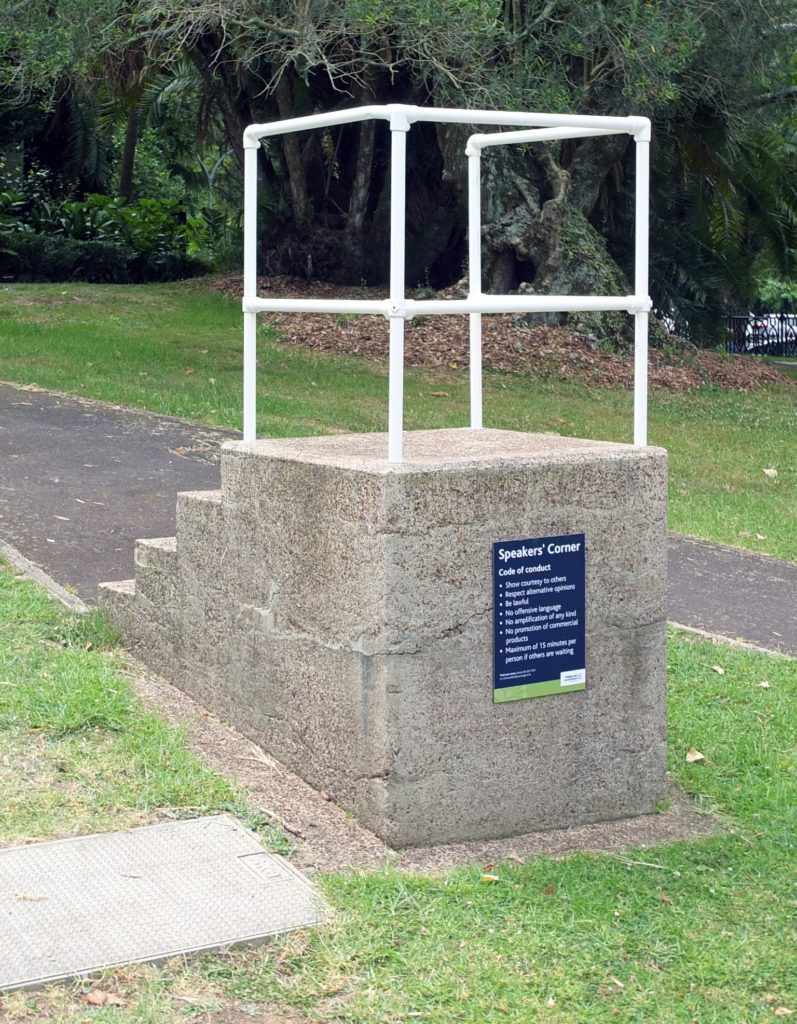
[208,275,795,393]
[81,989,125,1007]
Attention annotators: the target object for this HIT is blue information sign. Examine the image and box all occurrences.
[493,533,586,702]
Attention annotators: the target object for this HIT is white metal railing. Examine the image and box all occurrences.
[242,104,652,462]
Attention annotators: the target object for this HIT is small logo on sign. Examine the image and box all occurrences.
[560,669,586,687]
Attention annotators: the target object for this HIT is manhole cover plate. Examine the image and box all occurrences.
[0,815,325,992]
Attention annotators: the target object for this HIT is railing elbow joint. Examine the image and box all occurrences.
[631,117,652,144]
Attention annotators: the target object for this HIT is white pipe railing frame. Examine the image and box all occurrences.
[242,104,652,460]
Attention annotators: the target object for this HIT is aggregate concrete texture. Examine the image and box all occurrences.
[101,428,669,847]
[2,382,794,662]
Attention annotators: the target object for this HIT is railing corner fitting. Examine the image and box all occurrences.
[631,117,652,143]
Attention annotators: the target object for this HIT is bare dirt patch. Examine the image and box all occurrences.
[207,275,793,392]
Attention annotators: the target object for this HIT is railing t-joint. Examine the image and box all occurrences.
[389,110,411,133]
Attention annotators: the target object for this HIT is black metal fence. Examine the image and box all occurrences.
[727,314,797,357]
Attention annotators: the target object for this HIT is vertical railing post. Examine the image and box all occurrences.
[388,109,410,464]
[633,122,651,447]
[466,142,483,429]
[243,141,259,442]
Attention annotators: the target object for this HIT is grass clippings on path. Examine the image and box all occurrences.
[1,563,796,1023]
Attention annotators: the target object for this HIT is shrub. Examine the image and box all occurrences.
[0,233,135,282]
[0,231,207,283]
[0,161,211,282]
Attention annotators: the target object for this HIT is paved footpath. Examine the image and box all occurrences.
[1,382,795,655]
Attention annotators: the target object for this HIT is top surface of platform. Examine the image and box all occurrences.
[224,428,665,473]
[0,815,325,993]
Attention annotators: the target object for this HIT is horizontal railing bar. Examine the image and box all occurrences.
[244,295,652,317]
[468,127,619,153]
[244,106,388,146]
[244,105,650,147]
[244,298,391,315]
[420,106,649,137]
[407,296,651,315]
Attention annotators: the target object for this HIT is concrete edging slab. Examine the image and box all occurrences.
[0,539,89,614]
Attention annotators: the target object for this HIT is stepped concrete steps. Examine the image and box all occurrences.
[175,483,275,609]
[135,536,177,567]
[98,573,180,675]
[134,537,178,605]
[97,578,137,622]
[176,490,225,568]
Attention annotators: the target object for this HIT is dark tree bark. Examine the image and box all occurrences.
[438,123,632,338]
[438,123,560,292]
[274,71,310,224]
[118,101,141,200]
[564,134,630,220]
[340,78,377,281]
[188,34,255,171]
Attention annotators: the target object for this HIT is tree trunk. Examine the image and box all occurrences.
[564,134,630,221]
[438,124,632,342]
[274,71,310,225]
[188,35,254,171]
[340,72,379,280]
[118,102,141,201]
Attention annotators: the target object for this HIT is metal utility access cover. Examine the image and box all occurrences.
[0,815,325,992]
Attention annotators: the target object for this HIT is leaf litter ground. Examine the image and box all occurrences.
[209,275,792,392]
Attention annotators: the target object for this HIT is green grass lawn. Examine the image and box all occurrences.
[0,282,794,561]
[0,564,796,1023]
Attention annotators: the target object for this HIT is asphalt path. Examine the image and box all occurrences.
[0,382,232,600]
[1,382,795,655]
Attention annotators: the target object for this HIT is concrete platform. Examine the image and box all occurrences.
[2,383,794,658]
[100,428,669,847]
[0,816,325,993]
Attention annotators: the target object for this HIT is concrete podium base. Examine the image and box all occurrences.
[100,429,668,847]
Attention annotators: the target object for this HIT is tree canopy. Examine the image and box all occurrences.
[2,0,796,337]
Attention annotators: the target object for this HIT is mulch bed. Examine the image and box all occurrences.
[207,275,793,392]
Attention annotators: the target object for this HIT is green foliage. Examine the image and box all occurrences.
[3,0,797,319]
[0,159,211,280]
[8,186,202,254]
[649,118,797,338]
[1,233,135,281]
[756,274,797,311]
[0,188,28,241]
[0,231,208,282]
